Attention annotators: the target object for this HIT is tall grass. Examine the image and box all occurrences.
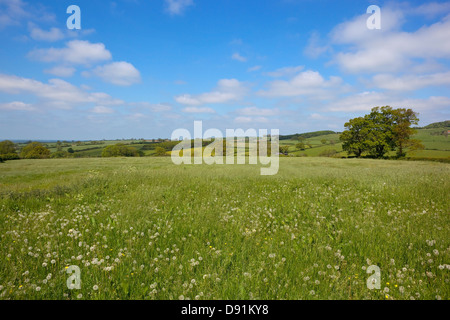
[0,157,448,300]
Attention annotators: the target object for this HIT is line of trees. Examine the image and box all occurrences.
[0,140,52,162]
[101,143,143,157]
[340,106,424,158]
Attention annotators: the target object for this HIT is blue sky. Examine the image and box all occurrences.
[0,0,449,140]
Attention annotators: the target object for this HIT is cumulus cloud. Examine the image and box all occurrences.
[325,91,450,114]
[44,66,76,77]
[29,40,112,65]
[0,73,123,110]
[88,61,141,86]
[258,70,343,97]
[29,25,64,41]
[370,71,450,91]
[91,106,115,114]
[164,0,194,16]
[175,79,247,105]
[330,8,450,73]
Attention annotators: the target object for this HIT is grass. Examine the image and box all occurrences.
[0,157,448,300]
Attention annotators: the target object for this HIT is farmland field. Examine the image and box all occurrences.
[0,157,449,300]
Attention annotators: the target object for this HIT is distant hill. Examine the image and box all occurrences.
[280,130,336,141]
[423,121,450,129]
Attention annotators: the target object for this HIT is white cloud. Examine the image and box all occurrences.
[325,91,450,115]
[370,71,450,91]
[330,9,450,73]
[175,79,247,105]
[182,106,215,114]
[164,0,194,16]
[0,101,35,111]
[411,2,450,18]
[0,73,123,110]
[264,65,304,77]
[91,106,115,114]
[29,26,64,41]
[232,53,247,62]
[29,40,112,65]
[89,61,141,86]
[44,66,76,77]
[258,70,343,97]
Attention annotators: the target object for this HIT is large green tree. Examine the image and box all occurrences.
[20,142,51,159]
[340,106,423,158]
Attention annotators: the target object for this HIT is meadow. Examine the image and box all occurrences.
[29,125,450,161]
[0,157,448,300]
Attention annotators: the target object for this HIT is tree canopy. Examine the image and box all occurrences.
[20,142,51,159]
[340,106,424,158]
[0,140,19,161]
[101,143,142,157]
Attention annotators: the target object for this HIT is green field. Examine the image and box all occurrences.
[0,157,449,300]
[13,125,449,161]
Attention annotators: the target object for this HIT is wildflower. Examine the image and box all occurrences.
[93,285,99,291]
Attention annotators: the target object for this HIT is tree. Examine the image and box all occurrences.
[364,106,396,158]
[154,147,167,156]
[391,108,423,157]
[321,139,327,145]
[279,146,289,155]
[101,144,140,157]
[0,140,19,161]
[20,142,51,159]
[340,106,423,158]
[295,142,305,150]
[67,148,74,154]
[340,117,370,157]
